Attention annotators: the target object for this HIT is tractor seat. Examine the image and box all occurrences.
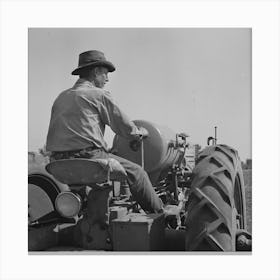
[46,158,127,185]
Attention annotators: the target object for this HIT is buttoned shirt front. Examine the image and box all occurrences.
[46,78,138,152]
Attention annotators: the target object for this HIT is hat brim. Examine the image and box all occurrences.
[71,61,115,75]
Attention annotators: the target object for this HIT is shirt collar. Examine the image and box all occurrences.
[73,78,97,89]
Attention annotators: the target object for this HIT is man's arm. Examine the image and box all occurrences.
[99,92,141,139]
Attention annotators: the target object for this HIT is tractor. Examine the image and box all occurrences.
[28,120,251,251]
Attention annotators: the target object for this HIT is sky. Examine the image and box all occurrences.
[28,28,251,161]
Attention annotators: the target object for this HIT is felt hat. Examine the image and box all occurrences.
[71,50,115,75]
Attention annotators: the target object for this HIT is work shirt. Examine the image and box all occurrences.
[46,78,139,152]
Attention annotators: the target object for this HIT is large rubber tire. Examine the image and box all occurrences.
[185,144,246,251]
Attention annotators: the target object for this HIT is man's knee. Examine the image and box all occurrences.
[109,154,150,185]
[127,162,149,183]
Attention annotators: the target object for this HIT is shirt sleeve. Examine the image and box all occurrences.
[99,91,139,139]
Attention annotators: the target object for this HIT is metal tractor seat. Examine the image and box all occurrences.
[46,158,127,186]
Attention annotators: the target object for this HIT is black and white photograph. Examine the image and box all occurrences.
[28,28,252,253]
[1,1,280,280]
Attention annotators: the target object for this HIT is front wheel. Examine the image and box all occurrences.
[185,145,247,251]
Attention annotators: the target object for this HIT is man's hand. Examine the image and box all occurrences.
[129,127,149,152]
[131,126,149,139]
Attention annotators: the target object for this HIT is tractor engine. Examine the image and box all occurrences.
[112,120,194,226]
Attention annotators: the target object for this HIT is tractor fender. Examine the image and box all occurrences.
[28,155,69,223]
[28,154,69,192]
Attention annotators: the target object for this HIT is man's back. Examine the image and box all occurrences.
[46,79,108,152]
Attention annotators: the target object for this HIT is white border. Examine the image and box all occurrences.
[1,0,280,280]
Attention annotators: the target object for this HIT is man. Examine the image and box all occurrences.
[46,50,163,213]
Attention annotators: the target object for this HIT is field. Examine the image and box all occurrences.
[243,169,252,234]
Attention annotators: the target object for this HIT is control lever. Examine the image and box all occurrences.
[129,127,149,168]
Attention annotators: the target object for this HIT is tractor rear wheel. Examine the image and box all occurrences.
[185,144,246,251]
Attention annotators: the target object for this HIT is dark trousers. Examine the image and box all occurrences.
[108,152,163,213]
[51,148,163,213]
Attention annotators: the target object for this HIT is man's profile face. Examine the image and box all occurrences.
[94,66,109,89]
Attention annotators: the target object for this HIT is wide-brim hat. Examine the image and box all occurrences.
[71,50,115,75]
